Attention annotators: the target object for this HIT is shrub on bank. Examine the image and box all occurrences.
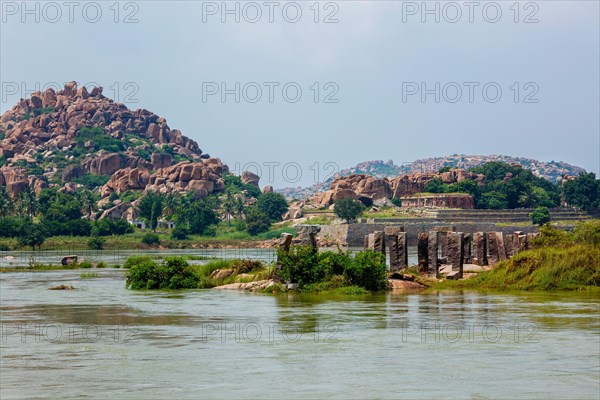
[88,236,105,250]
[277,247,389,291]
[126,256,199,290]
[141,233,160,245]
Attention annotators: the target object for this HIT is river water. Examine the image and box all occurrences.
[0,269,598,399]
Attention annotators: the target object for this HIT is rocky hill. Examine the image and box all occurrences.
[0,81,228,198]
[279,156,585,199]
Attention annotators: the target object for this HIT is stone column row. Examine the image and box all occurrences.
[364,227,408,272]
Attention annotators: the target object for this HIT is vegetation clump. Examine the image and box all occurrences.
[126,256,200,290]
[277,247,389,291]
[436,221,600,291]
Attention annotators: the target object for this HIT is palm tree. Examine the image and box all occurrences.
[233,196,245,221]
[223,191,235,226]
[80,190,97,220]
[23,187,38,218]
[163,193,179,220]
[16,192,27,218]
[0,187,12,219]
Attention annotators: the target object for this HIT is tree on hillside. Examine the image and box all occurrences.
[245,207,271,235]
[563,172,600,210]
[334,198,365,223]
[0,187,12,219]
[256,192,288,222]
[138,192,164,231]
[80,190,98,220]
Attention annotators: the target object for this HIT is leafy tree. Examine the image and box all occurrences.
[222,174,262,198]
[138,192,164,231]
[175,199,219,235]
[334,197,364,223]
[171,224,190,240]
[563,172,600,210]
[245,207,271,235]
[531,206,551,226]
[91,218,133,236]
[256,192,288,222]
[16,219,47,250]
[424,178,446,194]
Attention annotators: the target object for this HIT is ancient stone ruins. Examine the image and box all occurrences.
[364,227,539,279]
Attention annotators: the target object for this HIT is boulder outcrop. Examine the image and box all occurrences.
[310,169,482,207]
[0,81,225,197]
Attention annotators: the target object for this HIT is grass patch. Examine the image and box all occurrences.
[80,272,99,279]
[435,244,600,291]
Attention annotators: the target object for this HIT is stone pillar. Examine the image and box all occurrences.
[386,234,399,271]
[462,233,471,264]
[473,232,487,266]
[428,231,439,277]
[435,227,455,259]
[487,232,499,266]
[417,232,429,273]
[449,232,464,278]
[516,234,527,253]
[384,227,403,271]
[367,233,375,250]
[504,234,515,258]
[496,232,507,261]
[373,231,385,255]
[275,233,293,282]
[297,225,321,249]
[398,232,408,269]
[279,233,293,252]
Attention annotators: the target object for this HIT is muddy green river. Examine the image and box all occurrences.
[1,269,598,399]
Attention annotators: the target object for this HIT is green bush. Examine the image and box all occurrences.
[278,247,389,291]
[141,233,160,245]
[343,250,389,291]
[572,220,600,247]
[88,236,105,250]
[277,246,323,286]
[123,255,154,269]
[126,256,200,290]
[245,208,271,235]
[171,224,189,240]
[96,261,107,268]
[390,197,402,207]
[78,260,93,269]
[531,206,551,226]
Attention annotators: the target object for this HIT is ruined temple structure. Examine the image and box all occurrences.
[363,227,536,279]
[400,193,474,209]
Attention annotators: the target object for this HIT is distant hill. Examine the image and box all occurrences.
[277,155,586,199]
[0,81,228,198]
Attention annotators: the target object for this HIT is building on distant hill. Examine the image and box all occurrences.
[400,193,474,209]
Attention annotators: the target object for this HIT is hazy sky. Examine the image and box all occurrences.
[1,0,599,188]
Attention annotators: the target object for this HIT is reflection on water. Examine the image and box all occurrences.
[0,270,599,399]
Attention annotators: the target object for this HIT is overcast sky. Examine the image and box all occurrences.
[1,0,599,188]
